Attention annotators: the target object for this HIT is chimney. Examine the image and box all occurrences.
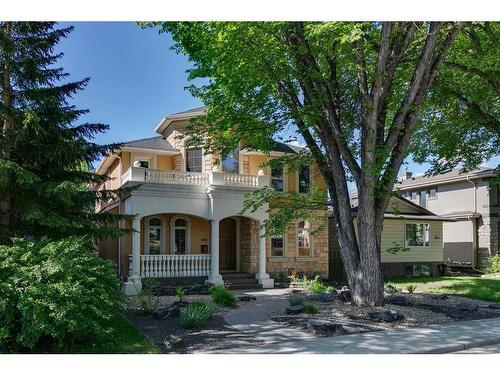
[399,170,413,181]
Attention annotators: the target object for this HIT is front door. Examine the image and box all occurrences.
[219,218,236,270]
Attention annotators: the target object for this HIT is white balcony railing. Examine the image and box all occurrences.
[121,167,269,189]
[140,254,211,278]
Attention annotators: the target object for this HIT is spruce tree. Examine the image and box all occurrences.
[0,22,130,243]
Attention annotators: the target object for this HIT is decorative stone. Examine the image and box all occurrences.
[155,301,188,319]
[163,335,183,350]
[387,295,407,306]
[455,303,478,312]
[307,319,344,335]
[489,303,500,309]
[238,295,257,302]
[430,294,448,300]
[317,292,337,303]
[337,289,351,302]
[286,305,305,314]
[367,310,404,322]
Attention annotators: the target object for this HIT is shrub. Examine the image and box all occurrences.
[406,285,417,294]
[488,254,500,273]
[307,276,327,294]
[288,295,304,306]
[180,300,216,329]
[138,279,159,315]
[209,285,236,307]
[175,286,185,303]
[385,284,398,295]
[304,304,319,314]
[326,286,337,293]
[0,237,123,352]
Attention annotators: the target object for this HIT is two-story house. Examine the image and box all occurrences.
[395,167,499,270]
[95,107,329,295]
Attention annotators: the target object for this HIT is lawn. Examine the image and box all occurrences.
[387,276,500,302]
[53,311,159,354]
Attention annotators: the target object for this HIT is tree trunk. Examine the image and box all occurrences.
[1,22,13,242]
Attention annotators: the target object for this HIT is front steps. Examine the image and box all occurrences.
[221,272,262,290]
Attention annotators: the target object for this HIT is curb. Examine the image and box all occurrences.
[411,337,500,354]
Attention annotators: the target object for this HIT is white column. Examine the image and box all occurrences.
[235,218,241,272]
[123,217,142,295]
[207,219,223,285]
[256,223,274,288]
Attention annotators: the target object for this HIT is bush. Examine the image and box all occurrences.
[138,279,159,315]
[288,295,304,306]
[180,300,216,329]
[175,286,185,303]
[307,276,327,294]
[488,254,500,273]
[209,285,236,307]
[406,285,417,294]
[304,304,319,314]
[326,286,337,293]
[0,237,123,352]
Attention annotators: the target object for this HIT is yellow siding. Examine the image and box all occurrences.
[381,219,443,263]
[157,155,174,170]
[121,151,131,172]
[248,155,268,175]
[190,217,211,254]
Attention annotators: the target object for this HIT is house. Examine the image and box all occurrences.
[395,167,499,270]
[329,195,453,280]
[95,107,329,295]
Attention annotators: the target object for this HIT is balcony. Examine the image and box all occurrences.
[120,167,269,189]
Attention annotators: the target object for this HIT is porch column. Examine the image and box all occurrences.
[255,224,274,288]
[123,217,142,295]
[208,219,223,285]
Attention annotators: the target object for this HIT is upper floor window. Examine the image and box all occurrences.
[270,234,284,257]
[298,165,311,193]
[186,141,203,173]
[297,221,311,256]
[147,217,162,255]
[221,148,239,174]
[428,187,438,199]
[410,191,418,200]
[271,166,284,192]
[405,223,430,247]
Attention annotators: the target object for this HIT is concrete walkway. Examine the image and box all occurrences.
[216,290,500,354]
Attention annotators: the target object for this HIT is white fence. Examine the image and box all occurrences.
[139,254,211,278]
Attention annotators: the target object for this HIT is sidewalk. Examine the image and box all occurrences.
[215,290,500,354]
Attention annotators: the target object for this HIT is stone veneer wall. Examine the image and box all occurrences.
[477,214,499,270]
[240,217,259,273]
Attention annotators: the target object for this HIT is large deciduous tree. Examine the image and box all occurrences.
[0,22,130,244]
[152,22,498,306]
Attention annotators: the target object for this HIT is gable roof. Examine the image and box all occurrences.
[396,167,496,190]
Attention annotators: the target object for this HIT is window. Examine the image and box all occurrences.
[148,217,162,255]
[270,235,284,257]
[174,218,187,254]
[428,187,438,199]
[221,148,239,173]
[298,165,311,193]
[138,160,149,168]
[271,166,284,191]
[186,142,203,172]
[405,223,430,247]
[410,191,419,200]
[405,264,431,277]
[297,221,311,256]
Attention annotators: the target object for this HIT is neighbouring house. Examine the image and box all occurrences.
[395,167,499,270]
[329,195,453,280]
[95,107,329,295]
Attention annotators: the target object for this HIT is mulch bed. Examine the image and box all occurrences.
[271,289,500,337]
[124,295,262,353]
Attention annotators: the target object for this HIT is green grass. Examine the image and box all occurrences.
[387,276,500,302]
[53,311,159,354]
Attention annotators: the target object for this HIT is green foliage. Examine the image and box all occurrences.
[138,279,159,315]
[0,237,124,352]
[385,284,399,295]
[0,22,132,244]
[488,254,500,273]
[180,300,216,330]
[304,304,319,314]
[288,295,305,306]
[175,286,186,303]
[326,286,337,293]
[406,285,417,294]
[209,285,236,307]
[307,276,328,294]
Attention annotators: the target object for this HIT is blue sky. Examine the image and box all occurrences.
[57,22,498,181]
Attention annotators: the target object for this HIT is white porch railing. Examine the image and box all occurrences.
[120,167,269,189]
[139,254,211,278]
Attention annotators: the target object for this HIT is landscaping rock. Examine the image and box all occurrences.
[429,294,448,300]
[238,295,257,302]
[489,303,500,309]
[387,295,408,306]
[317,292,337,302]
[155,301,188,319]
[455,303,478,312]
[163,335,183,350]
[337,289,351,302]
[286,305,306,314]
[367,310,405,322]
[307,319,344,335]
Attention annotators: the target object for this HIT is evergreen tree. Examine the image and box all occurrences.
[0,22,130,244]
